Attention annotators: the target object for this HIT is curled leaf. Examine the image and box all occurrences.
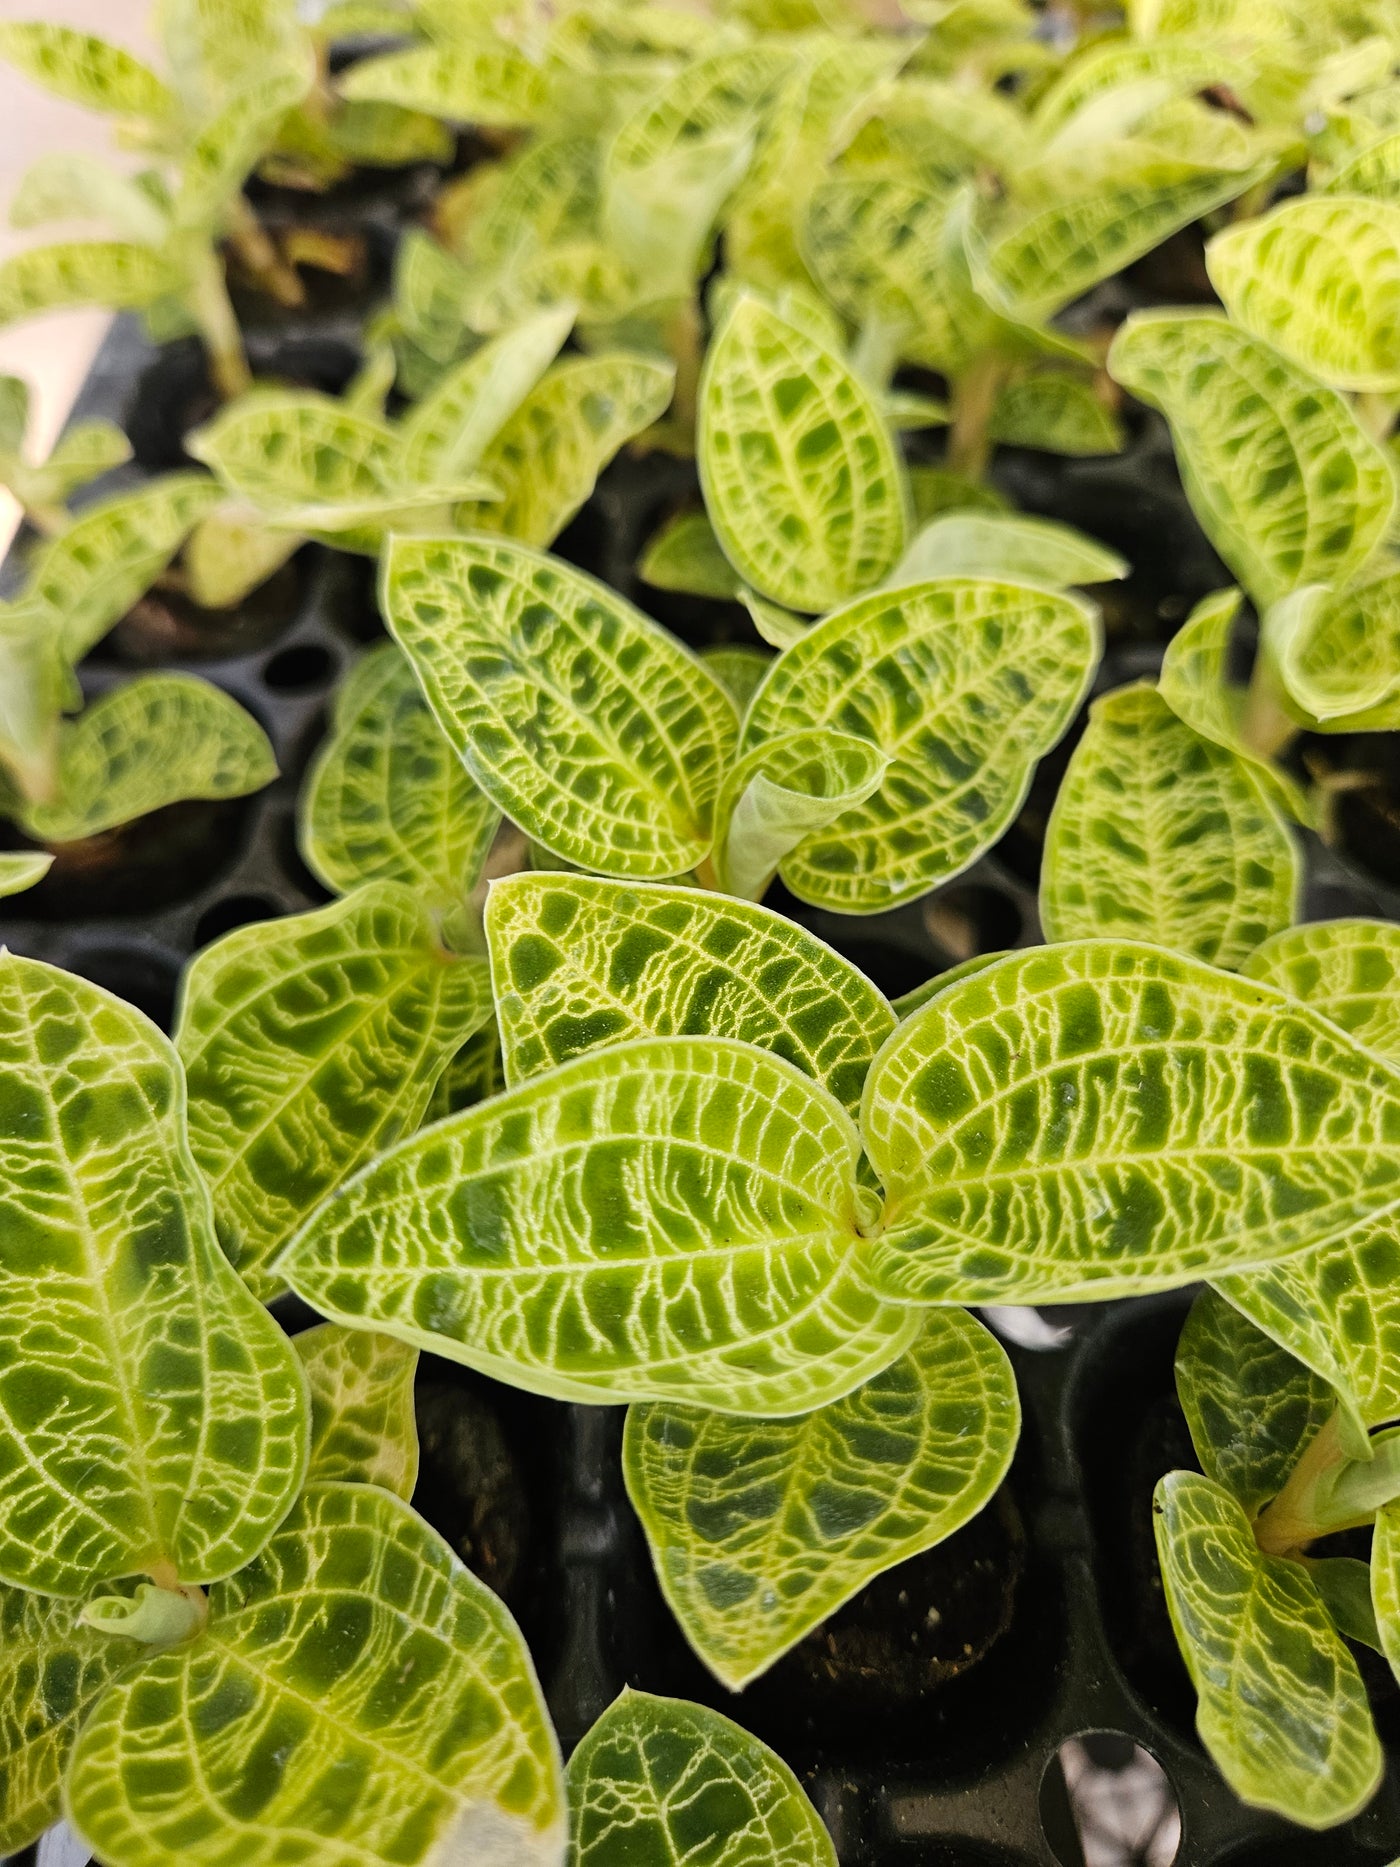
[712,728,889,901]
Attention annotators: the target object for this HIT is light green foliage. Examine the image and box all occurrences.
[301,643,500,915]
[0,375,131,522]
[280,1035,918,1416]
[338,39,548,127]
[623,1309,1018,1688]
[860,941,1400,1305]
[890,513,1127,589]
[20,675,275,844]
[1245,918,1400,1059]
[0,243,179,328]
[485,872,894,1114]
[988,372,1125,456]
[177,882,491,1301]
[567,1690,836,1866]
[1154,1471,1381,1828]
[1264,571,1400,729]
[892,951,1010,1020]
[0,954,306,1596]
[639,511,742,600]
[381,535,736,878]
[908,466,1009,523]
[1040,683,1300,968]
[1207,195,1400,392]
[703,645,771,718]
[295,1323,420,1500]
[0,852,51,899]
[698,294,908,614]
[455,354,675,547]
[712,730,889,902]
[1108,312,1397,609]
[1370,1503,1400,1680]
[66,1485,567,1867]
[1327,130,1400,199]
[1175,1289,1336,1517]
[0,22,176,121]
[739,579,1098,911]
[425,1025,505,1124]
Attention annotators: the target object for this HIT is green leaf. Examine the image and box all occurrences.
[698,293,908,614]
[1040,682,1301,968]
[741,587,807,651]
[177,882,491,1301]
[425,1024,504,1124]
[1309,1556,1381,1651]
[860,940,1400,1305]
[702,644,772,718]
[159,0,304,107]
[1326,130,1400,200]
[0,1584,141,1853]
[454,352,675,547]
[1175,1288,1336,1517]
[1264,571,1400,728]
[0,953,307,1594]
[0,242,179,327]
[10,154,170,246]
[1108,312,1397,609]
[1244,917,1400,1060]
[0,22,175,121]
[337,40,548,126]
[0,373,28,456]
[1207,194,1400,392]
[1158,586,1313,824]
[381,535,735,878]
[0,851,51,898]
[301,642,500,913]
[890,512,1127,589]
[184,504,300,611]
[0,611,68,803]
[30,418,132,501]
[568,1690,837,1866]
[988,371,1124,456]
[739,578,1099,912]
[187,392,409,529]
[1155,1470,1381,1828]
[711,728,890,902]
[174,66,313,231]
[1031,36,1246,143]
[639,511,743,600]
[295,1322,419,1500]
[484,871,895,1116]
[623,1309,1018,1688]
[908,464,1009,523]
[66,1484,567,1867]
[21,674,275,844]
[1370,1502,1400,1677]
[281,1035,918,1416]
[892,951,1010,1019]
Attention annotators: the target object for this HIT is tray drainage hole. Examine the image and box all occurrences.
[1040,1732,1179,1867]
[263,644,338,692]
[195,893,284,946]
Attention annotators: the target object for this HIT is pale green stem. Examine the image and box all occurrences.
[1254,1410,1347,1557]
[190,247,252,400]
[227,195,305,311]
[947,351,1006,480]
[1357,390,1398,443]
[1256,1415,1400,1556]
[1239,655,1300,761]
[82,1581,207,1648]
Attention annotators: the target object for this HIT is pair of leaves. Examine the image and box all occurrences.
[0,374,130,523]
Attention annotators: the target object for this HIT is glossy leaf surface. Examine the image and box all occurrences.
[0,954,306,1595]
[1370,1503,1400,1682]
[739,579,1099,911]
[178,883,491,1300]
[567,1690,836,1867]
[1266,572,1400,728]
[295,1322,420,1500]
[623,1310,1018,1688]
[890,513,1127,590]
[485,872,894,1114]
[861,941,1400,1305]
[281,1036,917,1416]
[66,1485,567,1867]
[0,851,51,898]
[381,536,735,878]
[713,729,889,903]
[1040,682,1300,969]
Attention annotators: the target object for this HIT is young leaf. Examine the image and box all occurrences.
[177,882,491,1301]
[711,729,889,902]
[698,293,908,613]
[908,465,1010,523]
[1244,917,1400,1060]
[0,851,51,898]
[1207,195,1400,392]
[568,1690,837,1867]
[454,353,675,547]
[484,872,895,1114]
[184,504,299,611]
[380,535,736,878]
[1108,312,1397,608]
[1264,571,1400,728]
[1155,1470,1381,1828]
[187,393,408,528]
[738,578,1099,911]
[860,941,1400,1306]
[0,22,176,121]
[0,954,307,1595]
[702,644,771,718]
[66,1484,567,1867]
[987,372,1124,456]
[890,513,1128,589]
[280,1036,918,1416]
[1175,1288,1336,1518]
[0,242,178,327]
[1039,682,1301,969]
[639,511,743,601]
[20,675,275,844]
[10,154,170,247]
[24,418,132,505]
[337,39,548,127]
[623,1308,1018,1689]
[295,1322,420,1500]
[1326,130,1400,200]
[1310,1557,1382,1652]
[301,643,500,914]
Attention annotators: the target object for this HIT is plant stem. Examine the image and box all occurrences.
[1254,1410,1347,1557]
[947,352,1005,480]
[227,197,305,311]
[1239,655,1299,761]
[190,247,253,401]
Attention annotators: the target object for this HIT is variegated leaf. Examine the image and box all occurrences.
[711,729,889,902]
[484,871,894,1115]
[703,645,772,718]
[10,154,170,246]
[698,293,908,614]
[25,418,132,504]
[280,1036,918,1416]
[1264,571,1400,728]
[1326,130,1400,200]
[337,40,548,127]
[1108,312,1397,609]
[0,242,178,327]
[187,393,406,526]
[184,504,299,611]
[568,1691,836,1867]
[638,511,742,601]
[295,1322,419,1500]
[174,66,312,231]
[0,851,51,898]
[21,675,274,844]
[381,535,735,878]
[738,578,1099,912]
[623,1309,1017,1688]
[890,512,1127,589]
[1244,917,1400,1061]
[1040,682,1300,969]
[909,465,1009,523]
[66,1485,567,1867]
[177,882,491,1302]
[988,372,1124,456]
[300,642,500,915]
[1370,1502,1400,1680]
[0,22,175,122]
[860,940,1400,1305]
[1155,1471,1381,1828]
[0,953,307,1595]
